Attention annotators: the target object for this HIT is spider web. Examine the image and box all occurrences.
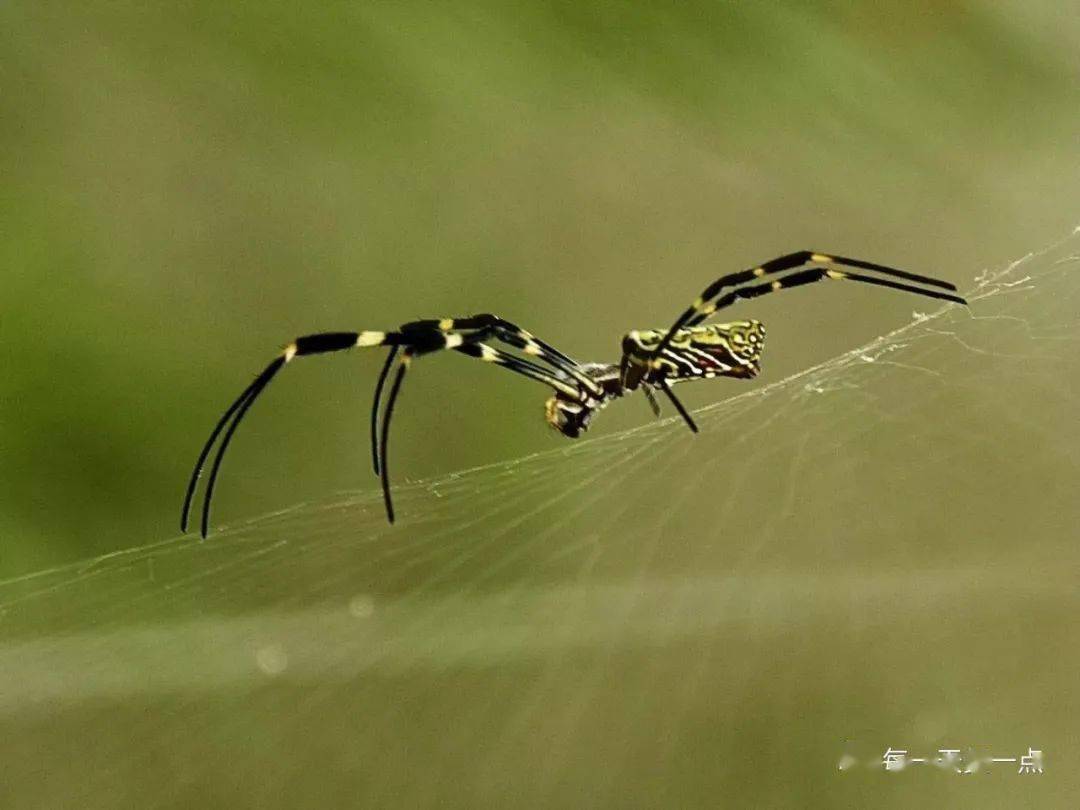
[2,228,1079,808]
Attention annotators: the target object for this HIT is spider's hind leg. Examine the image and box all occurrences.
[375,329,589,521]
[182,329,405,538]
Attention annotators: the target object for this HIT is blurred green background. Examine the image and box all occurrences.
[3,0,1077,577]
[2,2,1080,807]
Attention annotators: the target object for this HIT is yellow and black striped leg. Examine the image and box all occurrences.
[453,342,584,399]
[686,265,967,329]
[403,314,604,400]
[654,253,815,356]
[485,322,604,398]
[183,330,400,538]
[372,318,589,480]
[376,338,588,523]
[185,321,596,532]
[654,252,966,357]
[403,315,579,368]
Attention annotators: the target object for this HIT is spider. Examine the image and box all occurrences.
[182,251,966,535]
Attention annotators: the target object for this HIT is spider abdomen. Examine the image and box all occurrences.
[620,320,765,389]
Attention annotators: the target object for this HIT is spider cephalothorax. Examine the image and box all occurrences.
[183,251,967,531]
[543,362,621,438]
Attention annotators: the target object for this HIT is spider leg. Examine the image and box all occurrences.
[485,319,604,396]
[403,315,578,365]
[688,265,967,328]
[655,251,965,356]
[197,356,286,538]
[656,378,698,433]
[186,320,596,532]
[372,315,593,476]
[369,319,489,478]
[181,356,285,535]
[453,341,585,399]
[370,345,399,475]
[379,351,412,524]
[403,314,604,397]
[377,339,585,523]
[183,330,404,537]
[186,319,597,533]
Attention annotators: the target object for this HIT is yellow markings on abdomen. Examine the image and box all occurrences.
[811,253,833,263]
[283,343,298,362]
